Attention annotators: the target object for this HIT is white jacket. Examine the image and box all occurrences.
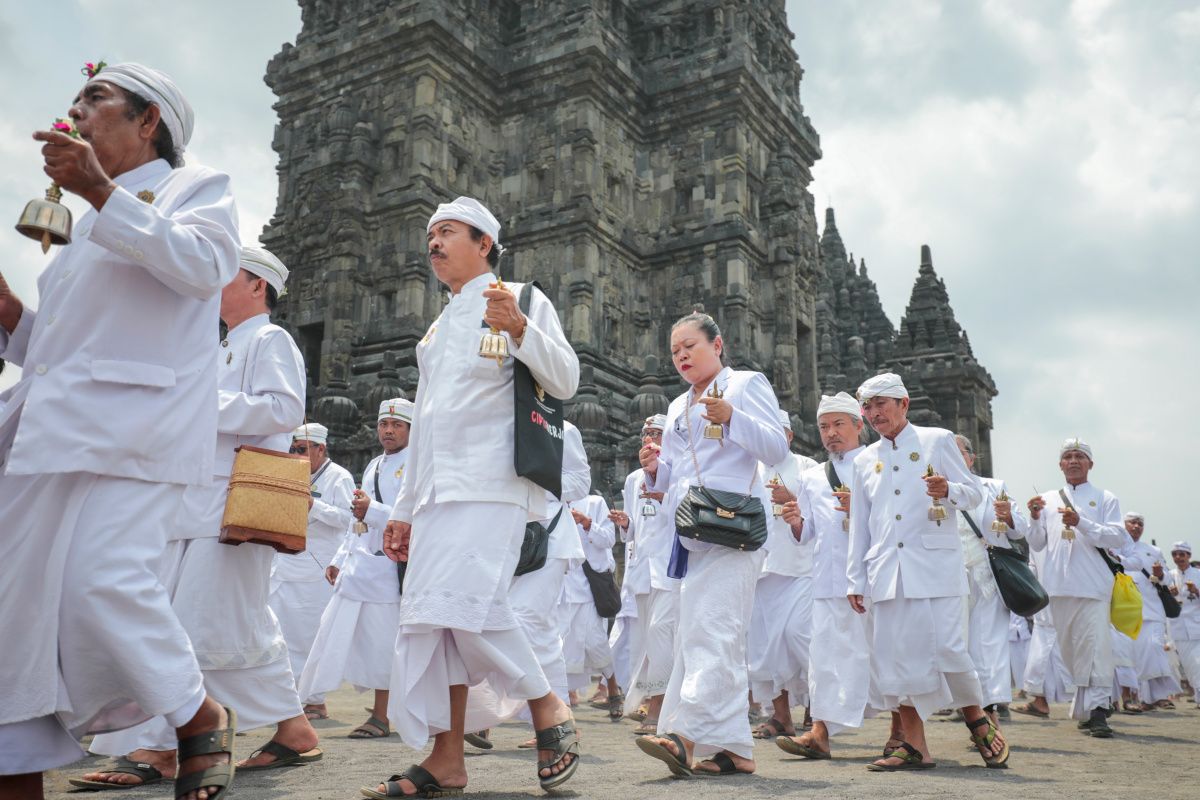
[0,159,239,485]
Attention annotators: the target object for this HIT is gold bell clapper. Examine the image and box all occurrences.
[17,119,79,253]
[702,383,725,440]
[925,464,947,525]
[990,489,1011,534]
[478,278,510,364]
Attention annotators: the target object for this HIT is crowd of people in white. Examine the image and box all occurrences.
[0,61,1196,800]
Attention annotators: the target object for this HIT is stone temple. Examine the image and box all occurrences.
[260,0,998,498]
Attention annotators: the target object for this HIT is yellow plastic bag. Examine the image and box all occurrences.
[1110,573,1143,640]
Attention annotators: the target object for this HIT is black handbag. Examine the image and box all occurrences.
[672,391,768,552]
[512,282,565,499]
[515,508,562,578]
[962,511,1049,617]
[582,561,622,618]
[1144,569,1182,618]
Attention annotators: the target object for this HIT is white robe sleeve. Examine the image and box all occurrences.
[217,328,306,436]
[509,286,579,401]
[726,373,789,467]
[311,467,355,530]
[1026,495,1048,552]
[937,431,984,511]
[329,531,353,571]
[586,496,616,550]
[1077,491,1128,550]
[618,472,638,543]
[796,475,815,545]
[559,423,591,503]
[88,170,240,300]
[0,306,35,365]
[1000,480,1031,539]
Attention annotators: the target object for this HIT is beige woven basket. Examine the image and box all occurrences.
[220,445,310,554]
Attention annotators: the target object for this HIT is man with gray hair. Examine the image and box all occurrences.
[0,61,240,800]
[1115,512,1181,709]
[953,433,1030,724]
[1027,438,1130,737]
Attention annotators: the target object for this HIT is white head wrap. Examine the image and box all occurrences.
[857,372,909,402]
[378,398,414,424]
[88,63,193,159]
[776,409,793,430]
[1171,541,1192,555]
[292,423,328,445]
[239,246,289,296]
[643,414,667,431]
[1060,438,1093,460]
[427,197,504,254]
[1124,511,1144,522]
[817,392,862,420]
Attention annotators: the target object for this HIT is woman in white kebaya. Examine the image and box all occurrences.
[635,311,789,777]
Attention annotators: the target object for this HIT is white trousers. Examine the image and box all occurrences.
[563,600,614,690]
[269,578,335,703]
[1023,621,1073,702]
[967,589,1013,706]
[1135,621,1182,702]
[747,573,812,706]
[299,593,401,698]
[387,501,550,748]
[1049,597,1114,719]
[1175,639,1200,703]
[809,596,872,734]
[609,613,636,691]
[627,587,679,711]
[871,580,983,721]
[0,470,203,775]
[658,546,763,760]
[510,559,570,704]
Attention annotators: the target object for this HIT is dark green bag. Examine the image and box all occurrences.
[962,511,1049,617]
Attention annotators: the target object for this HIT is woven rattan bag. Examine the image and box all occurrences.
[220,445,310,554]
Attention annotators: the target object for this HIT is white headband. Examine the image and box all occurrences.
[378,398,414,423]
[1171,541,1192,555]
[642,414,666,431]
[427,196,504,254]
[239,246,289,296]
[857,372,908,402]
[1060,438,1093,460]
[817,391,862,420]
[88,62,193,159]
[292,423,328,445]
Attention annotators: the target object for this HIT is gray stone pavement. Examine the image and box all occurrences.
[47,687,1199,800]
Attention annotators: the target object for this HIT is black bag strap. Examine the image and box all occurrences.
[824,459,840,493]
[547,507,564,531]
[962,509,985,540]
[372,456,384,503]
[518,280,539,314]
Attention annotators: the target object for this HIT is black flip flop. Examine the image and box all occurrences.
[695,751,751,776]
[360,764,464,798]
[635,732,693,777]
[68,757,170,790]
[239,739,323,771]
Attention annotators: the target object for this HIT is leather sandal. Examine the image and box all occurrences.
[68,757,170,790]
[173,705,237,800]
[536,719,581,790]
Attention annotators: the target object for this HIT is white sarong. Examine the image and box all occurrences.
[510,559,571,704]
[627,587,679,711]
[747,573,812,706]
[1134,621,1181,703]
[1049,596,1114,719]
[299,593,401,697]
[563,599,614,690]
[809,596,873,734]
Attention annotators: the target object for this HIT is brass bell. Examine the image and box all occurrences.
[16,183,72,253]
[478,327,509,364]
[702,383,725,440]
[990,489,1010,534]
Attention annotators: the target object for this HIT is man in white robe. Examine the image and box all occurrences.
[776,392,873,759]
[298,399,412,738]
[370,197,581,796]
[1166,542,1200,706]
[747,409,818,738]
[0,62,240,800]
[1026,438,1130,737]
[607,415,665,723]
[1008,614,1032,698]
[1116,512,1181,708]
[847,373,1007,770]
[271,423,356,720]
[953,434,1030,722]
[82,246,319,783]
[562,494,617,695]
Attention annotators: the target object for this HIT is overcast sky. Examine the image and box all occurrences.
[1,1,1196,553]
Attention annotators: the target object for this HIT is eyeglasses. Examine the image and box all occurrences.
[289,445,309,454]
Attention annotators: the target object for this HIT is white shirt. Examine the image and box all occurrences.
[647,367,789,575]
[215,314,306,478]
[1168,565,1200,639]
[391,273,579,522]
[562,494,616,604]
[760,452,819,578]
[797,445,865,600]
[1116,537,1169,624]
[846,422,984,602]
[1026,481,1128,601]
[273,459,355,582]
[330,447,408,603]
[0,159,239,485]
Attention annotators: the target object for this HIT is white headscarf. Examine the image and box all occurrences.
[817,391,861,420]
[1060,438,1093,460]
[1123,511,1143,522]
[239,246,289,296]
[1171,541,1192,555]
[292,423,328,445]
[643,414,667,431]
[89,63,193,160]
[427,197,504,254]
[857,372,908,402]
[378,398,414,424]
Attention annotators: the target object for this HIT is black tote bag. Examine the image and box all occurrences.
[512,282,564,498]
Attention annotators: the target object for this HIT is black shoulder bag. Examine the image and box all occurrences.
[514,508,563,578]
[513,281,565,499]
[583,559,622,618]
[673,392,768,552]
[1144,568,1182,618]
[962,510,1049,617]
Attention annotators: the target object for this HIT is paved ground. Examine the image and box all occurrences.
[47,686,1199,799]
